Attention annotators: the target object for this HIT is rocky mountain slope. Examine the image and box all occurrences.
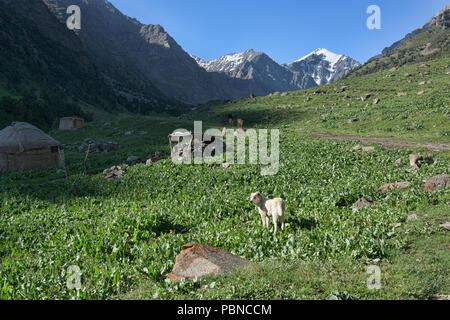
[285,48,361,86]
[192,49,317,95]
[0,0,184,123]
[193,48,359,95]
[43,0,360,102]
[43,0,234,104]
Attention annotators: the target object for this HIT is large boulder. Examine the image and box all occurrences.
[424,174,450,192]
[167,243,251,282]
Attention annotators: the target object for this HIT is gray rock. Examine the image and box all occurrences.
[167,243,251,281]
[353,198,375,209]
[380,182,412,193]
[424,174,450,192]
[440,222,450,231]
[104,166,126,180]
[407,213,419,221]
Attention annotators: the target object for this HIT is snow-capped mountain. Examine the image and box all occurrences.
[193,48,360,95]
[285,48,361,86]
[192,49,316,94]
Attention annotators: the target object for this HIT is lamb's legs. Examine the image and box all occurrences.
[260,213,268,228]
[272,215,278,234]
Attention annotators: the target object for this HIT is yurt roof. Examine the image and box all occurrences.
[0,122,61,153]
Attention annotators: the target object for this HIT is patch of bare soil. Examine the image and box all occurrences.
[309,133,450,151]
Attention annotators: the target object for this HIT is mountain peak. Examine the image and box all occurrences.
[295,48,343,67]
[287,48,360,86]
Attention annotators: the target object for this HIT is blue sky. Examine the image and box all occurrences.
[108,0,449,64]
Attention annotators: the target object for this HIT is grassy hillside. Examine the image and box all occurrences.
[350,20,449,76]
[192,58,450,143]
[0,50,449,299]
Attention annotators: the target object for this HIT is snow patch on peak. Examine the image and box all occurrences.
[295,48,343,68]
[193,50,264,74]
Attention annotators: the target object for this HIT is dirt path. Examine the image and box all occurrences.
[309,133,450,151]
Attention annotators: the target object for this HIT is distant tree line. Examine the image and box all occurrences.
[0,90,93,132]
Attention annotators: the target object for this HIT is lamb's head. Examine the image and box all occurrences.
[250,192,263,206]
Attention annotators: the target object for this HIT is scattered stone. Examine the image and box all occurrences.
[360,94,371,102]
[306,97,311,102]
[424,174,450,192]
[273,91,281,96]
[407,213,419,221]
[419,63,430,68]
[124,130,134,136]
[362,146,375,152]
[424,154,434,164]
[78,139,119,153]
[167,243,251,282]
[145,151,162,165]
[440,222,450,231]
[404,73,411,77]
[389,67,397,71]
[340,86,348,92]
[410,154,424,167]
[281,92,288,97]
[351,144,375,152]
[417,90,425,95]
[397,92,407,97]
[395,158,402,164]
[138,131,148,135]
[373,98,380,105]
[432,294,450,300]
[353,198,375,209]
[348,119,358,124]
[248,93,255,99]
[419,81,426,85]
[103,166,125,181]
[380,182,412,193]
